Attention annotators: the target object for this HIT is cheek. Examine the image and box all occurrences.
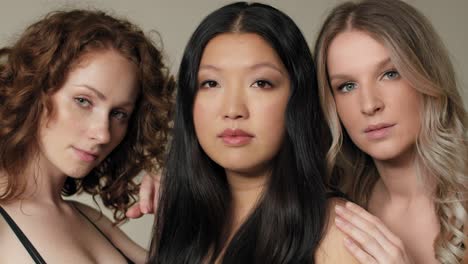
[110,125,128,147]
[44,106,82,136]
[193,96,217,136]
[397,91,422,136]
[334,99,357,133]
[255,99,288,146]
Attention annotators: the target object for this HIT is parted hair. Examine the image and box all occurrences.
[314,0,467,263]
[0,9,174,222]
[149,2,328,263]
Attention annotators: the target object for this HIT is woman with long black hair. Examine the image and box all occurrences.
[147,2,347,263]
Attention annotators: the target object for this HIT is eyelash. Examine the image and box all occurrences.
[111,110,129,121]
[74,97,92,108]
[382,69,400,80]
[200,80,219,89]
[251,79,273,89]
[336,69,400,93]
[74,97,129,121]
[199,79,274,89]
[337,82,356,93]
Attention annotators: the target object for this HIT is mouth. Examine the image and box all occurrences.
[217,128,254,146]
[72,146,99,162]
[364,123,395,139]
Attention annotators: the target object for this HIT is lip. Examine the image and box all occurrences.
[72,147,98,162]
[217,128,254,146]
[364,123,395,140]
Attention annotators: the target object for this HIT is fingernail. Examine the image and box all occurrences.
[142,207,148,214]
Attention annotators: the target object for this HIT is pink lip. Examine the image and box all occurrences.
[364,123,395,140]
[72,147,98,162]
[217,129,254,146]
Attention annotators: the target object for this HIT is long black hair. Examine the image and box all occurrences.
[149,2,328,263]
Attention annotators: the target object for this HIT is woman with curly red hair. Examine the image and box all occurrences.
[0,9,173,263]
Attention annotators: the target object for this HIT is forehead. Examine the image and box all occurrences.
[200,33,285,69]
[62,49,139,101]
[327,30,391,71]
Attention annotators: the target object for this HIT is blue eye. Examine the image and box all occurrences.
[383,70,400,80]
[200,80,219,88]
[111,110,129,121]
[74,97,92,108]
[251,80,273,89]
[338,82,356,93]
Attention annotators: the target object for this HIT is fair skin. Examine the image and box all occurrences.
[193,33,290,237]
[191,32,352,263]
[192,32,358,262]
[0,49,146,264]
[129,32,366,263]
[326,30,440,264]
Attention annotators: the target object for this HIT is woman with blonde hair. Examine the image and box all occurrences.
[314,0,467,263]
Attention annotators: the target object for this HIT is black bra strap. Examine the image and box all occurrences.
[0,206,47,264]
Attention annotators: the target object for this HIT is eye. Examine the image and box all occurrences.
[383,70,400,80]
[338,82,357,93]
[111,110,129,121]
[251,80,273,89]
[200,80,219,89]
[74,97,92,108]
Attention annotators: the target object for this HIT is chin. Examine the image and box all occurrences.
[62,166,94,179]
[223,163,271,177]
[365,147,414,163]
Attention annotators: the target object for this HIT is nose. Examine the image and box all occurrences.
[360,85,384,116]
[88,117,111,145]
[222,83,249,120]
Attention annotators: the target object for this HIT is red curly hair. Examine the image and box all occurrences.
[0,9,174,222]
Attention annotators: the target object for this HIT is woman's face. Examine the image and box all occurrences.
[38,49,139,178]
[327,30,422,162]
[193,33,290,178]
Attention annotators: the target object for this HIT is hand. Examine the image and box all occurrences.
[334,202,415,264]
[125,171,161,218]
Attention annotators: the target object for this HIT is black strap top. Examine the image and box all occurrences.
[0,205,134,264]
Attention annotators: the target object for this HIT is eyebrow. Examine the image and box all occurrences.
[199,62,286,76]
[74,84,135,108]
[329,57,393,81]
[74,84,107,100]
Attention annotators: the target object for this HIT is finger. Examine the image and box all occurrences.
[152,174,161,212]
[343,236,378,264]
[126,202,144,218]
[335,215,390,262]
[345,202,402,247]
[139,172,155,214]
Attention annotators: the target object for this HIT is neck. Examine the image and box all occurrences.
[17,154,68,206]
[225,170,268,231]
[372,149,434,208]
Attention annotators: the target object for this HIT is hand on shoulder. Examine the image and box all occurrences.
[315,198,360,264]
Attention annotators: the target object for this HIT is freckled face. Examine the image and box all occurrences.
[327,30,422,162]
[38,49,139,178]
[193,33,290,177]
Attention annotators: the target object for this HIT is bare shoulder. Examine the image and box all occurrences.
[69,201,147,263]
[70,201,115,234]
[315,198,359,264]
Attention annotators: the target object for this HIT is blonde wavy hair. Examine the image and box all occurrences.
[314,0,467,262]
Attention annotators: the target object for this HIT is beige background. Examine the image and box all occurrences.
[1,0,466,249]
